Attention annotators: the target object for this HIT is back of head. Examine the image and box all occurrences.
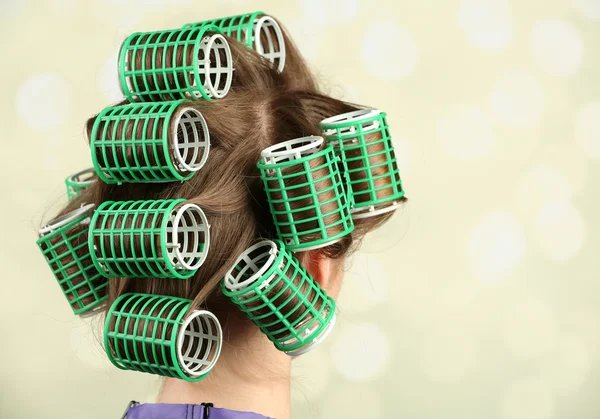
[39,15,406,385]
[55,21,398,313]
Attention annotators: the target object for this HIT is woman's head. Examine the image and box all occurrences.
[52,16,405,346]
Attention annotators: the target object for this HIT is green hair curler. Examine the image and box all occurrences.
[184,11,286,72]
[36,204,108,315]
[119,25,233,102]
[88,199,210,279]
[65,168,96,201]
[320,109,405,219]
[257,136,354,251]
[222,239,336,356]
[104,293,222,381]
[90,100,210,184]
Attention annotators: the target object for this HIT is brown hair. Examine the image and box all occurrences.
[50,17,405,326]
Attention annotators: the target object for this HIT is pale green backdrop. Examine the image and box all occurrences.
[1,0,599,418]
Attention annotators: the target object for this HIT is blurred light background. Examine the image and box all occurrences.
[1,0,599,418]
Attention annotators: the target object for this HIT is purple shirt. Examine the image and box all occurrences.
[124,402,273,419]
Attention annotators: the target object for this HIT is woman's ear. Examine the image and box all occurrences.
[297,251,344,298]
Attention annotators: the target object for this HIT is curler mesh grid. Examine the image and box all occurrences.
[88,199,209,279]
[37,204,108,315]
[104,293,222,381]
[184,11,286,72]
[258,137,354,251]
[119,26,233,102]
[65,168,96,201]
[321,110,405,219]
[222,240,336,354]
[90,101,210,184]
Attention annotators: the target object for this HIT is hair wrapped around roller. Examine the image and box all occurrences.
[119,25,233,102]
[104,293,222,381]
[36,204,108,315]
[88,199,210,279]
[222,239,336,356]
[257,136,354,251]
[184,11,286,72]
[89,100,210,184]
[320,109,405,219]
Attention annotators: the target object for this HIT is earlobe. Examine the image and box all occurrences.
[297,251,333,291]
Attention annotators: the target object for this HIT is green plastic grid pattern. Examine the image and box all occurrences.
[104,293,217,382]
[119,25,230,102]
[65,168,96,201]
[88,199,205,279]
[221,240,335,353]
[90,101,204,184]
[36,206,108,315]
[257,144,354,251]
[184,11,263,47]
[320,111,405,213]
[183,12,285,72]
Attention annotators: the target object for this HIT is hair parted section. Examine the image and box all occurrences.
[49,14,405,327]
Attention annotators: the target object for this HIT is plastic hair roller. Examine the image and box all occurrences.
[257,136,354,251]
[90,101,210,184]
[222,239,336,356]
[320,110,405,219]
[119,25,233,102]
[184,11,286,72]
[88,199,210,279]
[36,204,108,315]
[65,168,96,201]
[104,293,222,382]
